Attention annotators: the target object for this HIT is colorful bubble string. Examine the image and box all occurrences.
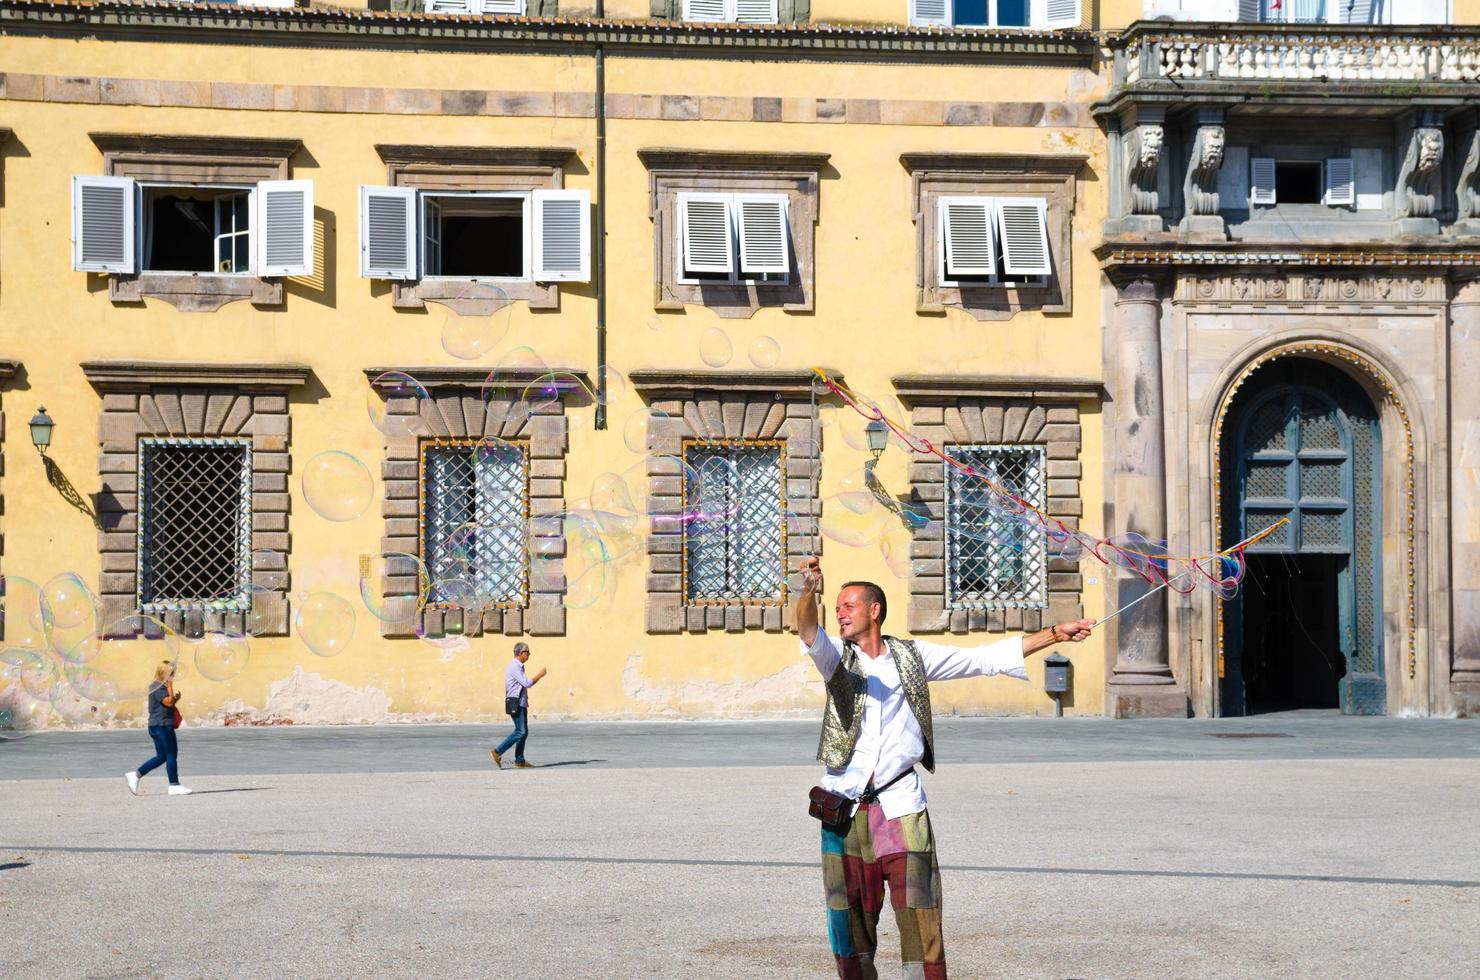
[810,367,1288,602]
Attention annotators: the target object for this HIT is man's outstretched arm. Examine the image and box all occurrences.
[795,555,821,647]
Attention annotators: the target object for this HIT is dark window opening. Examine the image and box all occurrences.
[144,187,250,274]
[953,0,1028,26]
[1274,162,1322,205]
[426,196,524,278]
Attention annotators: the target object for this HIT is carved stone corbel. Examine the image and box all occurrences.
[1452,128,1480,237]
[1395,123,1443,233]
[1180,122,1226,240]
[1127,124,1164,217]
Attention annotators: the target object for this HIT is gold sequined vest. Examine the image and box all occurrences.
[816,635,935,773]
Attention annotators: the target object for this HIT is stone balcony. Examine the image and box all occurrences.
[1106,21,1480,112]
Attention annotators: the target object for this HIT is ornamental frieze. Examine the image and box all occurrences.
[1173,273,1447,305]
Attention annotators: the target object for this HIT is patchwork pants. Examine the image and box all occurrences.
[821,804,946,980]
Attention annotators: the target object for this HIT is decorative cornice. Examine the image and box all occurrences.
[1096,241,1480,270]
[89,133,303,160]
[376,144,576,168]
[364,366,590,391]
[82,361,312,390]
[899,152,1088,175]
[638,149,830,173]
[892,374,1102,403]
[630,369,838,398]
[0,2,1096,64]
[0,358,21,386]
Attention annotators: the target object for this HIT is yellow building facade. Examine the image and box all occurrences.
[21,0,1472,728]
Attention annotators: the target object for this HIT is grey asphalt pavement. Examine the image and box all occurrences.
[2,715,1477,978]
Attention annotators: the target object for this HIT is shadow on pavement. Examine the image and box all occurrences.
[189,788,276,795]
[0,861,32,871]
[532,760,605,768]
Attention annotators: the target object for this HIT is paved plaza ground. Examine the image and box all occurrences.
[2,714,1477,978]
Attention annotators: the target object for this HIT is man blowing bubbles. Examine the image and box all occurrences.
[795,555,1093,980]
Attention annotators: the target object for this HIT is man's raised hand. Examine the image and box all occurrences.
[800,556,822,597]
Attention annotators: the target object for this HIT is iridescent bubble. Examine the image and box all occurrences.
[483,347,551,430]
[1,577,51,653]
[367,371,430,439]
[521,371,589,418]
[193,633,250,683]
[747,335,781,369]
[88,615,182,700]
[40,573,96,630]
[819,405,838,430]
[294,592,356,658]
[591,471,639,521]
[599,366,628,407]
[563,517,614,610]
[622,407,668,454]
[819,498,891,548]
[63,663,120,707]
[359,552,430,623]
[699,327,733,368]
[302,451,374,523]
[440,304,511,361]
[880,525,919,580]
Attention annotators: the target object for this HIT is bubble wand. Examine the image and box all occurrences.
[1091,518,1289,628]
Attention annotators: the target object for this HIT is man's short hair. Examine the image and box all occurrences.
[513,642,530,655]
[840,581,887,626]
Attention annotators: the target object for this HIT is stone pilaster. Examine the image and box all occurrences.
[1105,272,1186,717]
[1450,276,1480,712]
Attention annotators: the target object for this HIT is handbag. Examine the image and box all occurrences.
[171,706,183,730]
[504,697,521,717]
[807,767,916,832]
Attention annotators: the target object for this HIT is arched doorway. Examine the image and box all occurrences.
[1219,359,1385,716]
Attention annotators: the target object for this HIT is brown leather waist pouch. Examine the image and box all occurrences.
[808,786,854,831]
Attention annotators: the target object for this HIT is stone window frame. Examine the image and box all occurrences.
[632,369,831,634]
[895,375,1099,635]
[93,133,304,312]
[379,144,577,316]
[82,360,312,639]
[901,152,1086,323]
[638,149,828,320]
[365,365,586,639]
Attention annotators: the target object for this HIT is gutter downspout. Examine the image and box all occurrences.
[594,0,608,430]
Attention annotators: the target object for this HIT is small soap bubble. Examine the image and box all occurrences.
[699,327,733,368]
[747,335,781,369]
[368,371,430,439]
[483,347,551,429]
[294,592,356,658]
[302,451,374,523]
[599,366,628,407]
[192,633,250,683]
[646,316,663,332]
[622,407,667,454]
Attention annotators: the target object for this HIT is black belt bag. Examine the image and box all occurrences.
[807,767,916,832]
[504,697,521,716]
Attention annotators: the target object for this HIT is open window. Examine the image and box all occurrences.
[71,176,313,278]
[683,0,779,22]
[1249,156,1359,209]
[937,195,1051,286]
[677,191,790,284]
[423,0,526,13]
[909,0,1080,28]
[360,186,589,283]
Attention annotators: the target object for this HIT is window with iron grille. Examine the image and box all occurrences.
[138,439,252,611]
[683,441,786,604]
[945,444,1047,609]
[422,441,528,608]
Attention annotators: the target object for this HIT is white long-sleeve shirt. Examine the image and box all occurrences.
[802,628,1027,820]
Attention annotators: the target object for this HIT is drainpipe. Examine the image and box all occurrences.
[593,2,608,430]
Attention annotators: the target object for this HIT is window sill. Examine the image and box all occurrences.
[656,279,810,318]
[110,273,282,312]
[393,277,557,314]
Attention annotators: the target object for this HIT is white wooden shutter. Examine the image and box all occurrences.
[1250,157,1277,206]
[910,0,951,25]
[426,0,477,11]
[679,193,734,276]
[1342,0,1377,22]
[482,0,525,12]
[735,0,779,21]
[1238,0,1262,20]
[938,197,996,279]
[255,179,313,277]
[683,0,729,20]
[72,175,136,274]
[1042,0,1082,29]
[996,198,1052,277]
[360,185,419,280]
[533,189,590,283]
[735,194,789,276]
[1323,158,1356,207]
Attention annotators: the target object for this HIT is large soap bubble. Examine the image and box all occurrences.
[367,371,430,439]
[295,592,356,658]
[699,327,733,368]
[302,451,374,522]
[193,633,251,683]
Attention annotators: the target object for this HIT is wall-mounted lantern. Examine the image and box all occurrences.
[29,407,54,455]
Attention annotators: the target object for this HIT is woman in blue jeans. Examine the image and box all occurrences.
[125,661,191,797]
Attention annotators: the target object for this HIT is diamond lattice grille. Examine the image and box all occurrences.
[423,443,527,608]
[140,441,250,608]
[684,443,785,602]
[945,445,1048,609]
